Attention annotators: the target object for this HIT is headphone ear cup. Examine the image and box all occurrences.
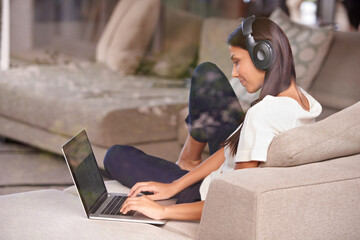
[252,40,274,70]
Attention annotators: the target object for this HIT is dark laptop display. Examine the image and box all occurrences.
[62,130,107,215]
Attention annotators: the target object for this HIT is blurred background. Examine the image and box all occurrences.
[2,0,358,67]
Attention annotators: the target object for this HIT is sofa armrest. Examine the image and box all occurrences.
[199,171,259,240]
[197,154,360,240]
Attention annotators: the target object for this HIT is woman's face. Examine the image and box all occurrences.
[229,45,266,93]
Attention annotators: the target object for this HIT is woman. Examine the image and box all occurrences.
[104,16,322,220]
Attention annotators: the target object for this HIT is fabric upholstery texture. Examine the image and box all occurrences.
[262,101,360,167]
[139,7,203,78]
[96,0,161,74]
[309,31,360,110]
[198,17,241,80]
[270,8,334,90]
[0,190,191,240]
[64,180,200,240]
[0,65,188,149]
[198,154,360,240]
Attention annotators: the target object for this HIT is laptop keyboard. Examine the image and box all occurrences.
[100,196,135,216]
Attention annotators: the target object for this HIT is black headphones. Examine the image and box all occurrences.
[241,15,275,71]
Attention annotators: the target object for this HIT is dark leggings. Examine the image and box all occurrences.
[103,62,244,204]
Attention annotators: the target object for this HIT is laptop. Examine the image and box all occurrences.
[61,130,169,225]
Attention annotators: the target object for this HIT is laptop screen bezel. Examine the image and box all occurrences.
[62,130,108,217]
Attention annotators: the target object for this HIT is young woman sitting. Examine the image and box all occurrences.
[103,16,322,220]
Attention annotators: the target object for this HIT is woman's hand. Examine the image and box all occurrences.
[120,196,166,220]
[128,181,178,200]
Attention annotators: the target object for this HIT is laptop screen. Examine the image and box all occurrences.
[62,130,107,215]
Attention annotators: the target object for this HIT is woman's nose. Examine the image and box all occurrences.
[232,65,238,78]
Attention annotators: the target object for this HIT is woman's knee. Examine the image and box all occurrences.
[194,62,220,75]
[103,145,135,171]
[191,62,228,93]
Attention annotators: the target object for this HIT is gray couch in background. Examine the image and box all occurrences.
[0,0,203,168]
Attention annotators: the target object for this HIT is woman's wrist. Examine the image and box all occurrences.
[171,179,183,195]
[161,202,204,221]
[162,205,170,220]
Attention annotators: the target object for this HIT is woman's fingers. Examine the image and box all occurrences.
[120,197,140,214]
[128,181,177,200]
[120,196,166,220]
[128,182,154,197]
[130,186,155,198]
[128,182,163,200]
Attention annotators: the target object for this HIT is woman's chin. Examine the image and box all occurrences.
[245,86,261,94]
[245,87,255,93]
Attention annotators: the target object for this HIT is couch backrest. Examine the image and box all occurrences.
[96,0,161,74]
[198,17,241,80]
[263,101,360,167]
[309,31,360,111]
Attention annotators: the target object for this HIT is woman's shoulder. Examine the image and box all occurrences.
[245,97,298,127]
[249,95,300,116]
[247,91,322,124]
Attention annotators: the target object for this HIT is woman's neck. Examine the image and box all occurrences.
[277,80,310,111]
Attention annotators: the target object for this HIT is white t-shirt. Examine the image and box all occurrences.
[199,88,322,200]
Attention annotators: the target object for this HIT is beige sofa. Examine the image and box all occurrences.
[1,7,360,240]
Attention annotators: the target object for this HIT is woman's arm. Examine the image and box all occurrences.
[164,201,204,220]
[128,147,226,199]
[122,158,260,220]
[235,160,259,169]
[173,147,225,193]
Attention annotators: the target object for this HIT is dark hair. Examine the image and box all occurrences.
[224,17,296,156]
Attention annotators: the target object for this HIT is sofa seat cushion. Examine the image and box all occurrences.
[0,189,190,240]
[263,101,360,167]
[0,64,188,149]
[270,8,334,91]
[65,180,200,239]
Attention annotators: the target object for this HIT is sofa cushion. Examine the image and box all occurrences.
[262,101,360,167]
[0,190,189,240]
[309,31,360,110]
[0,64,188,154]
[199,154,360,239]
[64,180,131,196]
[65,180,200,239]
[269,8,334,91]
[96,0,161,74]
[138,6,203,78]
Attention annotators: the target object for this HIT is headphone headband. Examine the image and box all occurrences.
[241,15,255,36]
[240,16,275,71]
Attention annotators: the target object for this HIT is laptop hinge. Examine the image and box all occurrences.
[90,191,108,214]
